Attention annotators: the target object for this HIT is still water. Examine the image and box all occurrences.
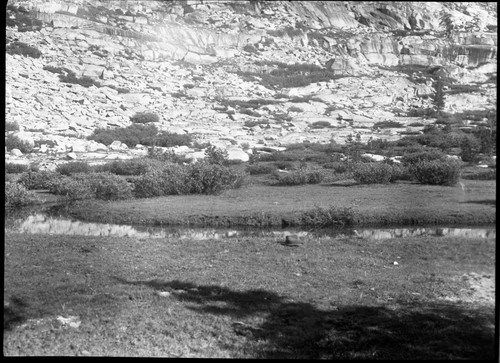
[4,211,496,241]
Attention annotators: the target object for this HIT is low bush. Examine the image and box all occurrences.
[18,171,60,190]
[5,134,33,153]
[186,162,246,194]
[73,172,134,200]
[6,41,42,58]
[273,161,295,170]
[133,162,245,197]
[5,182,41,208]
[274,169,324,185]
[461,169,496,180]
[205,145,229,166]
[5,163,29,174]
[389,163,413,182]
[288,205,356,227]
[310,121,332,129]
[155,131,193,148]
[373,120,405,129]
[410,160,462,186]
[246,163,276,175]
[322,162,348,173]
[56,161,93,176]
[59,73,101,88]
[6,121,20,131]
[94,158,165,175]
[147,148,190,164]
[352,162,393,184]
[49,176,95,200]
[401,150,447,165]
[243,44,260,54]
[88,124,159,147]
[130,112,160,124]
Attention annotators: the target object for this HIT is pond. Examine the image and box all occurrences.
[4,209,496,241]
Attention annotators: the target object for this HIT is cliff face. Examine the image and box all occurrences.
[5,1,497,168]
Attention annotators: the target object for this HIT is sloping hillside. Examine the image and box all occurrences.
[5,1,497,169]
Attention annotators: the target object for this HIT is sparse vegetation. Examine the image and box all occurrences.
[6,41,42,58]
[130,112,160,124]
[5,134,33,154]
[6,121,20,132]
[5,182,41,207]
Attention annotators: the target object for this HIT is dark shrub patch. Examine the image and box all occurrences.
[48,176,95,200]
[310,121,332,129]
[18,171,60,190]
[373,120,405,129]
[5,182,41,208]
[322,162,348,173]
[410,160,462,186]
[461,169,496,180]
[73,173,134,200]
[352,163,393,184]
[6,121,20,131]
[155,131,193,148]
[88,124,159,148]
[246,163,277,175]
[274,169,324,185]
[5,134,33,153]
[401,149,448,165]
[94,158,166,176]
[59,73,101,88]
[130,112,160,124]
[56,161,93,176]
[6,41,42,58]
[5,163,29,174]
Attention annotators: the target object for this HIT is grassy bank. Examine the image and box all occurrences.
[4,232,495,358]
[56,180,496,227]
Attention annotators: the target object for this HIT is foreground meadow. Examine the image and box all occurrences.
[4,231,495,358]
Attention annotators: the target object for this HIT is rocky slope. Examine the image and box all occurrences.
[5,1,497,169]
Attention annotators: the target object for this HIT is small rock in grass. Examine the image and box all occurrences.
[156,291,171,297]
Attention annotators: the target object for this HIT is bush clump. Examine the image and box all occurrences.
[352,162,393,184]
[5,182,41,208]
[50,173,133,200]
[6,41,42,58]
[401,150,447,165]
[130,112,160,124]
[246,163,277,175]
[5,163,29,174]
[6,121,20,131]
[186,162,245,194]
[410,160,462,186]
[274,169,324,185]
[5,134,33,154]
[18,171,60,189]
[56,161,93,176]
[132,163,189,198]
[373,120,405,129]
[94,158,165,176]
[49,176,95,200]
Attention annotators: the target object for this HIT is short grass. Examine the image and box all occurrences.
[4,232,495,358]
[60,179,496,227]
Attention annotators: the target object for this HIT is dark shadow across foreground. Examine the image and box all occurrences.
[113,277,496,360]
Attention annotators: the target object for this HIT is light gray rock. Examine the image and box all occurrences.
[10,149,23,156]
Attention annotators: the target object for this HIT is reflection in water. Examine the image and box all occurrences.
[4,212,496,240]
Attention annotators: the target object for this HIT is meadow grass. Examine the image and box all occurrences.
[4,231,495,358]
[59,179,496,227]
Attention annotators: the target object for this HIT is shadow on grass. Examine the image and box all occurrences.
[462,199,496,206]
[113,277,495,360]
[4,296,29,331]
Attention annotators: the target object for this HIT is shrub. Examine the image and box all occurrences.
[186,162,246,194]
[274,169,324,185]
[461,169,496,180]
[5,134,33,153]
[130,112,160,124]
[310,121,332,129]
[147,148,190,164]
[56,161,93,176]
[133,163,189,198]
[5,163,29,174]
[410,160,461,186]
[322,162,348,173]
[5,182,41,208]
[401,150,447,165]
[243,44,260,54]
[6,41,42,58]
[88,124,159,147]
[373,120,404,129]
[389,163,413,182]
[94,158,165,175]
[73,172,134,200]
[18,171,60,189]
[6,121,20,131]
[205,145,229,166]
[288,106,304,113]
[59,73,101,88]
[49,176,95,200]
[274,161,295,170]
[290,205,356,227]
[246,163,276,175]
[155,131,192,148]
[352,162,393,184]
